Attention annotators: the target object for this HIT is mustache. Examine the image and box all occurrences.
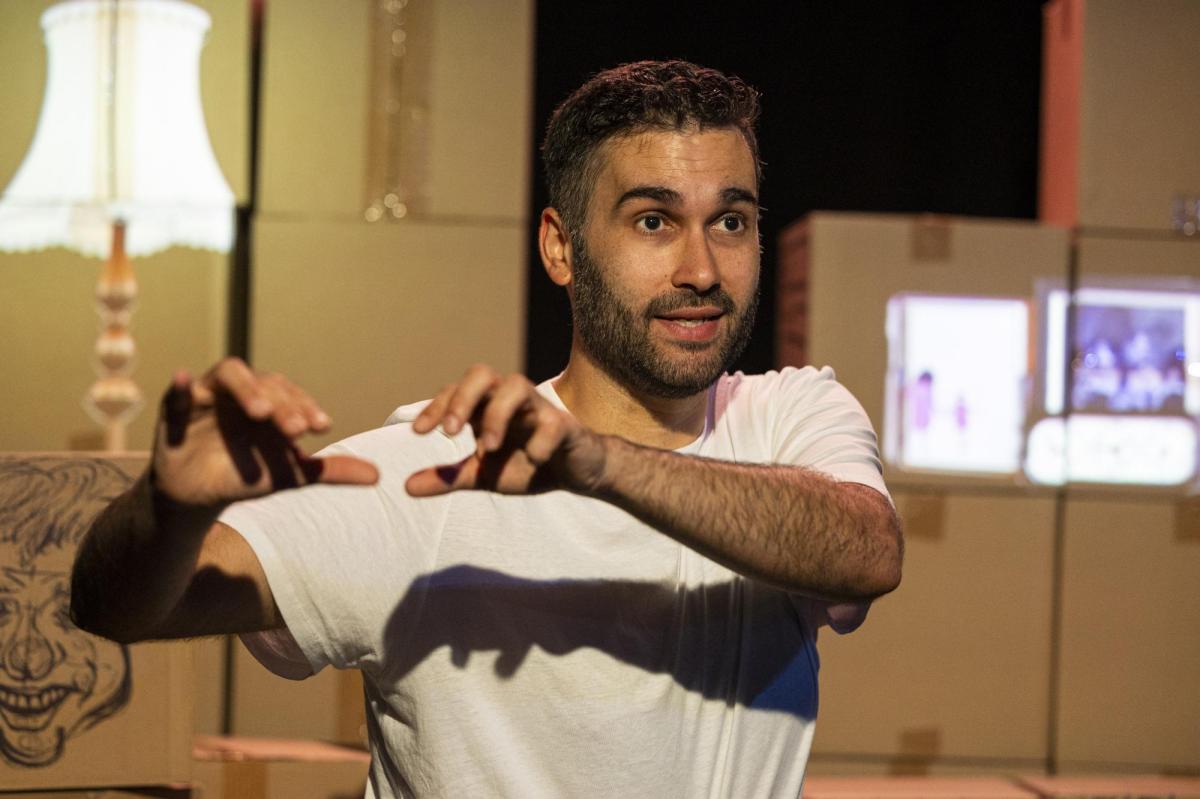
[643,289,738,320]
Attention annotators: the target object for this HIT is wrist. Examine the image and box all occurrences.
[139,467,225,533]
[581,433,626,498]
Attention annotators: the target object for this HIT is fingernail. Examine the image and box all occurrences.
[481,432,498,451]
[444,414,459,433]
[315,411,331,427]
[285,414,306,434]
[250,398,271,416]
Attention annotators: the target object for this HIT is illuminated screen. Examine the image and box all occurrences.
[1029,286,1200,487]
[885,295,1029,474]
[1044,287,1200,416]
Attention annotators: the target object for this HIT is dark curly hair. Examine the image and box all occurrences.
[541,60,762,240]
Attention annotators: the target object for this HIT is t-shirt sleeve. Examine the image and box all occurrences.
[219,426,458,677]
[765,367,891,636]
[770,365,890,502]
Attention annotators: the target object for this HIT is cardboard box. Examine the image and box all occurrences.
[1040,0,1200,233]
[780,212,1068,489]
[258,0,532,220]
[813,490,1056,766]
[0,454,192,790]
[0,789,190,798]
[231,644,365,747]
[191,735,369,799]
[1056,495,1200,770]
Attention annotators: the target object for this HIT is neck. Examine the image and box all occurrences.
[553,345,711,450]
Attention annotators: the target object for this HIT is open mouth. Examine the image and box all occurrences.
[653,307,725,340]
[0,684,75,732]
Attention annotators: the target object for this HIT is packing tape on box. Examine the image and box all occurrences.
[220,760,268,799]
[910,215,955,261]
[1175,496,1200,542]
[898,492,946,540]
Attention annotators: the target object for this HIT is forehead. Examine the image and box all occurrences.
[590,127,757,203]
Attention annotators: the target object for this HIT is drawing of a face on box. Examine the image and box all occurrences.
[0,460,133,767]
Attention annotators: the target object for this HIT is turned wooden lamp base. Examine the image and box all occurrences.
[83,221,144,452]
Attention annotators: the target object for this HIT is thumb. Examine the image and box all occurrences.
[405,455,478,497]
[303,455,380,486]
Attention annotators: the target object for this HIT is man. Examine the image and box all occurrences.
[71,60,901,797]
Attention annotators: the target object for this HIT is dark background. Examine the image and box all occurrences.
[525,2,1044,380]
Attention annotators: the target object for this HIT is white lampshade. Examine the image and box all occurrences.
[0,0,235,258]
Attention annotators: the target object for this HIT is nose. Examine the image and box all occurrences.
[2,607,56,681]
[671,225,721,295]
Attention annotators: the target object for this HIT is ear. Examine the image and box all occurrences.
[538,207,573,287]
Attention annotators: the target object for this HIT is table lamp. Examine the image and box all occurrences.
[0,0,235,451]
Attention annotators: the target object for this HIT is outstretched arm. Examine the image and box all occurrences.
[71,359,378,643]
[594,438,900,599]
[406,366,901,601]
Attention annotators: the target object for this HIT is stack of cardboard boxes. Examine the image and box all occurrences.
[781,0,1200,779]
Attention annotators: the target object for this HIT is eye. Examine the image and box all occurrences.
[635,214,666,232]
[716,214,745,233]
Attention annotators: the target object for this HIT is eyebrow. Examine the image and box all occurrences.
[614,185,681,209]
[613,185,759,211]
[720,187,759,206]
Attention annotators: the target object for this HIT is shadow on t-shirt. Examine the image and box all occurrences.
[378,564,819,718]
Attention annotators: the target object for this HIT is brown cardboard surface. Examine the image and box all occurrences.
[1018,774,1200,798]
[803,776,1035,798]
[248,218,525,454]
[1041,0,1200,232]
[231,642,365,746]
[813,490,1057,762]
[1056,496,1200,769]
[0,790,190,798]
[258,0,532,220]
[0,454,193,790]
[1077,233,1200,282]
[789,212,1068,490]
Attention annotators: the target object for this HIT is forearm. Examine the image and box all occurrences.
[591,436,903,600]
[70,470,221,643]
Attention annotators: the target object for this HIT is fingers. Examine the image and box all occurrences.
[413,367,548,453]
[162,370,194,448]
[477,376,538,452]
[413,364,506,437]
[203,358,332,440]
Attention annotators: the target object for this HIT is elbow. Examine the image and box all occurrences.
[70,576,143,646]
[850,511,903,600]
[868,513,904,598]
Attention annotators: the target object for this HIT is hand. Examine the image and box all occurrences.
[151,358,379,508]
[405,365,607,497]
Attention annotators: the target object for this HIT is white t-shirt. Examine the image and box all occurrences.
[221,366,889,798]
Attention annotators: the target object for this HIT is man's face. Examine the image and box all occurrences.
[570,127,760,399]
[0,565,128,767]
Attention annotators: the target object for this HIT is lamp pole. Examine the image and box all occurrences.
[85,220,142,452]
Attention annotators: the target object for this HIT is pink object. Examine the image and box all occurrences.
[1017,774,1200,798]
[193,734,370,764]
[803,776,1035,798]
